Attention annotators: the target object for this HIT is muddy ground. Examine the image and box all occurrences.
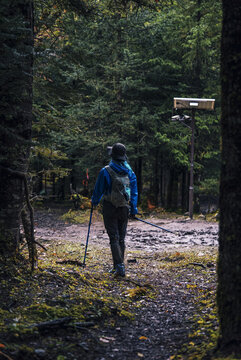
[0,209,219,360]
[34,210,218,253]
[27,209,219,360]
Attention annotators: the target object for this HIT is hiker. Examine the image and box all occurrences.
[91,143,138,277]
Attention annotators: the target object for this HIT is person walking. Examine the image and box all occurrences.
[91,143,138,277]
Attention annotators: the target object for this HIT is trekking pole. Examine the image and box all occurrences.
[134,216,179,235]
[83,204,94,266]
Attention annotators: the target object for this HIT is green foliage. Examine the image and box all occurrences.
[31,0,222,209]
[198,177,219,198]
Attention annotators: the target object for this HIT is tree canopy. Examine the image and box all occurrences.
[32,0,222,210]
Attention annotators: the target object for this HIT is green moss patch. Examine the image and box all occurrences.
[0,240,158,359]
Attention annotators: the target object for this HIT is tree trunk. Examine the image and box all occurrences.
[135,156,143,202]
[159,154,165,207]
[194,0,202,96]
[167,169,178,211]
[0,1,33,259]
[181,170,188,212]
[154,148,159,206]
[38,172,43,194]
[52,173,56,196]
[166,169,173,210]
[21,208,37,271]
[217,0,241,354]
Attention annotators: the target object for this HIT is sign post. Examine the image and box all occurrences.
[172,98,215,218]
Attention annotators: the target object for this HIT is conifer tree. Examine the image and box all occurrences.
[217,0,241,354]
[0,0,34,258]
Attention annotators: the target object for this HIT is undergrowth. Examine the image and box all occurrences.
[0,241,156,359]
[0,239,227,360]
[60,208,102,224]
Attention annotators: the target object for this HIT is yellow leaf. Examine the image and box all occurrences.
[139,336,148,340]
[186,284,197,289]
[126,287,147,298]
[189,341,195,346]
[137,353,144,358]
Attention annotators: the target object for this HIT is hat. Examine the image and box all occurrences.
[108,143,127,161]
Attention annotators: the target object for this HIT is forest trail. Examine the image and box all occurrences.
[0,210,218,360]
[34,209,218,253]
[31,210,218,359]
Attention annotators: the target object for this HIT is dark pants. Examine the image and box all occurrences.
[103,200,129,268]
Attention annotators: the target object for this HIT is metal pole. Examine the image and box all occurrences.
[83,205,93,266]
[189,109,195,219]
[134,217,178,235]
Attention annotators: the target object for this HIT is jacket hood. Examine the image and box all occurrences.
[109,160,130,174]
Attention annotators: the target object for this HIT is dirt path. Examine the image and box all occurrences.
[34,210,218,253]
[27,210,218,360]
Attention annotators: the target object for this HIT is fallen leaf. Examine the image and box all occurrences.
[139,336,148,340]
[0,344,5,348]
[103,336,115,341]
[99,336,115,343]
[99,337,109,343]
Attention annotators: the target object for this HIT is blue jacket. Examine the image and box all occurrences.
[91,160,138,214]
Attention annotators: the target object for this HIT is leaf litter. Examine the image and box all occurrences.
[0,209,219,360]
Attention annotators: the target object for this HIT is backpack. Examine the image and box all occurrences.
[104,165,130,207]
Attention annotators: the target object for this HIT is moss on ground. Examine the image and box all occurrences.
[60,208,102,224]
[0,241,157,359]
[0,237,232,360]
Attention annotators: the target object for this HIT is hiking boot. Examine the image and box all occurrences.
[115,263,125,277]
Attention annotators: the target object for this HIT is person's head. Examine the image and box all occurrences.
[109,143,127,161]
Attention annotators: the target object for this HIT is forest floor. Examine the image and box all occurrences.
[0,205,228,360]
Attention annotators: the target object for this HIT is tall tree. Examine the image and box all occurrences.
[0,0,169,263]
[32,0,221,209]
[217,0,241,354]
[0,0,34,259]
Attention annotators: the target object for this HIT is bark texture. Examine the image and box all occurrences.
[217,0,241,352]
[0,1,33,258]
[21,208,37,271]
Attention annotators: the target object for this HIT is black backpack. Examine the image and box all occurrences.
[104,166,130,207]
